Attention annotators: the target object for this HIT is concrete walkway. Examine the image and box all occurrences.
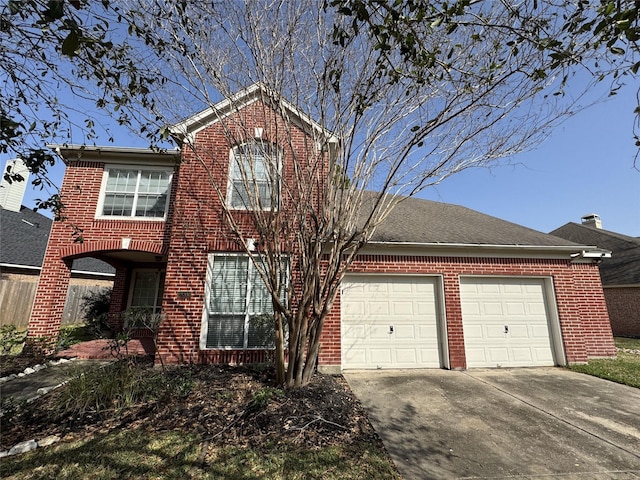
[345,368,640,479]
[1,339,153,403]
[1,359,109,403]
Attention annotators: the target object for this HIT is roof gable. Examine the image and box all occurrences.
[550,223,640,284]
[170,83,336,144]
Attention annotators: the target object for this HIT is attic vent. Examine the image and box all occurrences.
[581,213,602,229]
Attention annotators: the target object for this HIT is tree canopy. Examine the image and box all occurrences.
[3,1,638,386]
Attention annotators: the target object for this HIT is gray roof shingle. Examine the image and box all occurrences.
[550,222,640,285]
[0,206,114,274]
[364,193,581,247]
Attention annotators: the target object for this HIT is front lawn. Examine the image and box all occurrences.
[0,360,400,479]
[1,429,396,480]
[568,337,640,388]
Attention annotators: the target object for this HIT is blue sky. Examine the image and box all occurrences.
[13,77,640,237]
[420,82,640,236]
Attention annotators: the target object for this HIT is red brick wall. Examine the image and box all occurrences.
[318,255,616,369]
[28,160,175,339]
[603,286,640,337]
[156,100,327,364]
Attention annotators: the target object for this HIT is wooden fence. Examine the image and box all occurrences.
[0,280,111,328]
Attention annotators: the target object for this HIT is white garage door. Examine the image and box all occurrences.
[460,277,555,368]
[341,275,441,369]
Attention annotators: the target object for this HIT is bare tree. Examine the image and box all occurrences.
[77,0,627,386]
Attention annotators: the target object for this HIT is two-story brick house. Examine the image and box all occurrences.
[28,84,617,371]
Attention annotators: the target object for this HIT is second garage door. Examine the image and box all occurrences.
[460,277,556,368]
[341,275,442,369]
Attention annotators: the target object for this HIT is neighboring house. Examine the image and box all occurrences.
[0,159,115,327]
[26,84,616,370]
[551,215,640,338]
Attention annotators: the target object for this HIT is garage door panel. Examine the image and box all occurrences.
[488,348,510,363]
[395,348,418,364]
[462,302,482,316]
[511,348,533,362]
[508,325,529,338]
[528,303,546,315]
[392,301,415,316]
[370,325,390,339]
[533,348,554,362]
[369,301,390,316]
[530,324,551,338]
[506,302,526,316]
[370,349,392,365]
[464,324,484,339]
[484,302,504,315]
[343,301,365,316]
[484,326,507,339]
[343,324,366,340]
[461,277,555,368]
[394,325,417,339]
[342,275,441,369]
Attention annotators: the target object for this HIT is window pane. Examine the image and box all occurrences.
[205,254,289,349]
[130,270,164,315]
[102,193,134,216]
[249,264,273,314]
[206,315,244,349]
[135,194,168,217]
[139,171,170,193]
[229,142,277,209]
[102,168,170,218]
[247,314,275,348]
[209,256,248,313]
[106,170,138,193]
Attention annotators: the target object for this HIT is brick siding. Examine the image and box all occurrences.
[603,286,640,337]
[28,98,616,369]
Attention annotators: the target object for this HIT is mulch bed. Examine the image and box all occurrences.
[1,357,380,452]
[0,352,53,377]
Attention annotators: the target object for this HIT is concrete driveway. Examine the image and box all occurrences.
[345,368,640,479]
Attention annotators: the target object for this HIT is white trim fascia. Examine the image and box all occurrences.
[357,242,608,260]
[170,83,338,145]
[49,144,181,166]
[69,270,116,278]
[0,263,41,271]
[602,284,640,289]
[0,263,115,277]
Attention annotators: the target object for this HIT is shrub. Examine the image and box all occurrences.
[0,325,26,355]
[81,287,112,338]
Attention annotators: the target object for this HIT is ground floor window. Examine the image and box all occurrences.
[204,254,288,349]
[127,269,165,327]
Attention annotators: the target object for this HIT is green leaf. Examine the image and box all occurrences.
[62,31,80,57]
[610,46,625,55]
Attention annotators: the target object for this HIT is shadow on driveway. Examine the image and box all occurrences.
[345,368,640,479]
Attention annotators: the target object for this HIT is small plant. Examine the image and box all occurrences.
[249,387,283,412]
[0,325,26,355]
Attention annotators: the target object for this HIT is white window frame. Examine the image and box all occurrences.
[200,253,289,350]
[127,269,166,314]
[96,165,173,220]
[226,140,281,211]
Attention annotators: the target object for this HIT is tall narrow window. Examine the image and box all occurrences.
[228,141,280,210]
[129,270,165,314]
[204,254,288,349]
[99,167,172,219]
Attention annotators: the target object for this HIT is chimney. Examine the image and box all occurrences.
[581,213,602,229]
[0,158,30,212]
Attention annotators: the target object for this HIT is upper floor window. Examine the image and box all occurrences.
[98,167,172,219]
[228,140,280,210]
